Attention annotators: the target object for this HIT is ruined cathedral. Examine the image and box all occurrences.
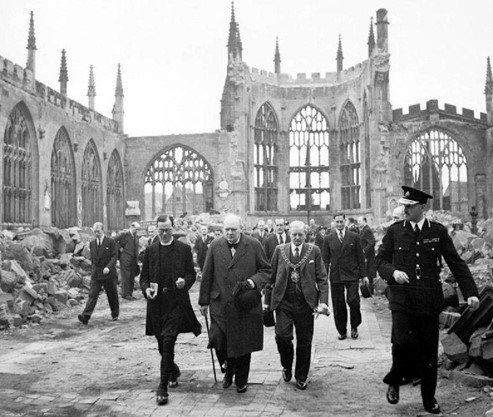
[1,6,492,231]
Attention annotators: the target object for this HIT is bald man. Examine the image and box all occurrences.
[199,214,271,394]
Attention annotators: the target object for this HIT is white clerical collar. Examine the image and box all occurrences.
[410,218,425,231]
[160,237,174,246]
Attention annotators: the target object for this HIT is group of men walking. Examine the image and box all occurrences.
[77,185,481,416]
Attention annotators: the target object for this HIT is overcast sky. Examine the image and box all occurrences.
[1,0,491,137]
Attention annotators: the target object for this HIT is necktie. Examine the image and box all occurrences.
[98,239,101,247]
[339,231,344,244]
[414,224,420,237]
[279,235,284,244]
[294,247,300,259]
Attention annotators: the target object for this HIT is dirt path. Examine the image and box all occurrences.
[0,285,491,416]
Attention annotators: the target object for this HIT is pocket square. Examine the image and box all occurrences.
[308,260,315,264]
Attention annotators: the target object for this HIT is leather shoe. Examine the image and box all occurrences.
[338,333,347,340]
[351,328,359,339]
[282,368,292,382]
[123,295,136,301]
[222,371,233,389]
[156,385,168,405]
[424,399,442,415]
[296,379,307,390]
[386,384,399,405]
[236,384,247,393]
[111,316,119,321]
[78,314,88,325]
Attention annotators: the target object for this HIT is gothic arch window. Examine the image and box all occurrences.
[363,93,371,208]
[289,105,330,212]
[50,128,76,228]
[3,104,33,224]
[81,140,102,226]
[339,101,361,210]
[254,103,278,211]
[106,150,124,231]
[144,145,213,220]
[404,129,468,212]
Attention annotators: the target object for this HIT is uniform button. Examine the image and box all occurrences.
[416,253,420,257]
[417,242,420,246]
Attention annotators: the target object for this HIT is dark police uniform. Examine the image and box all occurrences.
[376,216,479,408]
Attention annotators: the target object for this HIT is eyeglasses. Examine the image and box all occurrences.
[158,228,173,233]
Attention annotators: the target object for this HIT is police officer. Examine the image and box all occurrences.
[376,186,480,415]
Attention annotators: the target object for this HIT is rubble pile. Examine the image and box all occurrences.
[0,227,95,330]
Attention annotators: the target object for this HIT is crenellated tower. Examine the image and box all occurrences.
[58,49,68,96]
[112,63,124,133]
[274,37,281,75]
[367,17,375,57]
[87,65,96,110]
[26,11,37,77]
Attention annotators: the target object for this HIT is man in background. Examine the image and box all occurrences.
[115,222,140,300]
[357,216,376,295]
[194,224,213,271]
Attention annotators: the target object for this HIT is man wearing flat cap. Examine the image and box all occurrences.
[376,186,480,415]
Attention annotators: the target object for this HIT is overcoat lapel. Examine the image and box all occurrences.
[229,237,247,268]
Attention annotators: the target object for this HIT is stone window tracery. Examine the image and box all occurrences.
[254,103,278,211]
[289,105,330,211]
[51,128,76,228]
[106,150,124,231]
[404,129,468,212]
[144,145,213,219]
[340,101,361,210]
[81,140,102,226]
[3,105,32,224]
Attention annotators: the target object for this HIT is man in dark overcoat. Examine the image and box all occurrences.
[199,214,271,394]
[357,216,376,294]
[263,218,290,260]
[194,224,213,271]
[78,222,119,324]
[322,212,368,340]
[115,222,140,300]
[140,214,201,406]
[376,186,480,415]
[265,221,329,390]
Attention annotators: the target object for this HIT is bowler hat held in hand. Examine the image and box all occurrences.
[232,280,261,310]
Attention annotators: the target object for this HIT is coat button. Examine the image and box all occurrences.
[416,253,420,257]
[417,242,420,246]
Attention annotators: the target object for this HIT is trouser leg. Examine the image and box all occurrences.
[234,354,251,387]
[330,282,348,335]
[419,316,439,406]
[81,279,103,319]
[275,303,294,371]
[346,282,362,329]
[103,277,120,318]
[293,303,314,382]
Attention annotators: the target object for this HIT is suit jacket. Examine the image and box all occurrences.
[263,233,291,261]
[194,234,213,270]
[359,224,376,278]
[90,236,118,281]
[140,239,201,337]
[322,228,366,283]
[251,230,268,245]
[266,243,328,311]
[199,234,271,358]
[115,230,139,266]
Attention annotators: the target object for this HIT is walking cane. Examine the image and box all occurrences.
[204,314,217,383]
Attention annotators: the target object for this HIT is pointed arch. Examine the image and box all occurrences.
[81,139,103,226]
[339,100,361,209]
[106,149,125,231]
[404,128,468,211]
[2,101,38,225]
[254,102,279,211]
[289,104,331,212]
[143,144,213,220]
[51,127,77,228]
[362,92,371,208]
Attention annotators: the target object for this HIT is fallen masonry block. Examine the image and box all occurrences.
[80,259,92,272]
[469,328,487,359]
[442,332,469,363]
[0,270,18,292]
[482,339,493,362]
[12,314,24,327]
[13,299,30,317]
[18,288,37,304]
[29,313,43,323]
[52,290,69,304]
[449,285,493,344]
[439,311,461,328]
